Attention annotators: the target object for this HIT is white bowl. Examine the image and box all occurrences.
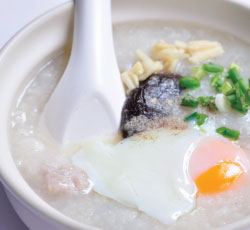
[1,0,250,229]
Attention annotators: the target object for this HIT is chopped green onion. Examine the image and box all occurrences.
[197,114,208,126]
[191,66,205,80]
[198,96,217,111]
[243,103,249,114]
[235,82,244,99]
[203,63,224,74]
[198,96,214,107]
[184,112,198,122]
[231,103,248,115]
[216,127,240,141]
[227,94,236,104]
[221,81,234,95]
[230,101,242,112]
[231,100,248,115]
[216,79,223,87]
[179,77,200,90]
[228,63,240,72]
[245,91,250,105]
[228,67,241,83]
[216,86,223,93]
[238,78,249,93]
[210,75,223,88]
[181,94,199,108]
[184,112,208,126]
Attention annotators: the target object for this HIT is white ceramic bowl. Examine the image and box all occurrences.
[1,0,250,229]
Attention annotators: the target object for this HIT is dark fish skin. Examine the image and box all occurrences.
[120,73,182,138]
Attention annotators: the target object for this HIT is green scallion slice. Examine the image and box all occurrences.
[210,75,223,88]
[181,94,199,108]
[231,100,249,115]
[227,94,236,104]
[216,127,240,141]
[216,86,223,93]
[228,63,240,72]
[203,63,224,74]
[198,96,217,111]
[197,114,208,126]
[184,112,208,126]
[235,82,244,99]
[245,91,250,106]
[198,96,213,107]
[184,112,198,122]
[221,81,234,95]
[228,67,241,83]
[191,66,205,80]
[179,77,200,90]
[238,78,249,93]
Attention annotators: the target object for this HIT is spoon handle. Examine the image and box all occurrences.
[72,0,117,85]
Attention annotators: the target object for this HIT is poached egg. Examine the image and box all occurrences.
[72,126,249,224]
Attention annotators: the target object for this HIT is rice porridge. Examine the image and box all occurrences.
[9,21,250,229]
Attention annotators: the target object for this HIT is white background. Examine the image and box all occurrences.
[0,1,67,229]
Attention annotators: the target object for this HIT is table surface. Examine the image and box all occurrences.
[0,1,66,229]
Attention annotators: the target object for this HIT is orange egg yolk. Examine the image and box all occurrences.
[195,161,244,194]
[189,138,249,195]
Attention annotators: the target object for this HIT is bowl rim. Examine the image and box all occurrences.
[1,0,250,230]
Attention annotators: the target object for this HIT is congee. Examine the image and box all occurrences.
[9,21,250,230]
